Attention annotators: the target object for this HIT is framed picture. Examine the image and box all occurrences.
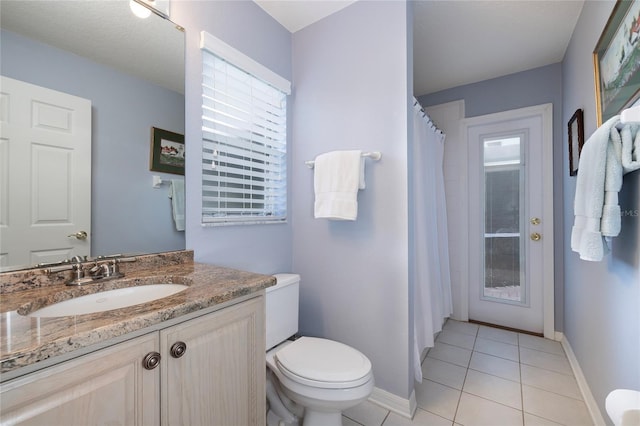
[593,0,640,126]
[568,109,584,176]
[150,127,185,175]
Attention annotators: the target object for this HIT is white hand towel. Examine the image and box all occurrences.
[314,150,363,220]
[169,179,185,231]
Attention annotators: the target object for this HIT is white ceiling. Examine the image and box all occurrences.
[255,0,585,96]
[0,1,185,94]
[1,1,584,98]
[254,0,357,33]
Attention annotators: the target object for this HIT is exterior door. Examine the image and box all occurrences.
[465,104,554,336]
[0,76,91,269]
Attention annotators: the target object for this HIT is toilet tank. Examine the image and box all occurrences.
[266,273,299,350]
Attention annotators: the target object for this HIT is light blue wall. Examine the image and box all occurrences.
[291,1,413,398]
[562,0,640,419]
[418,63,565,331]
[174,0,416,400]
[0,29,185,257]
[171,1,293,274]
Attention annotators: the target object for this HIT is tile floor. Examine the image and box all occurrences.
[342,320,593,426]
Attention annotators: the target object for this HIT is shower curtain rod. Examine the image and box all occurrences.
[413,100,444,136]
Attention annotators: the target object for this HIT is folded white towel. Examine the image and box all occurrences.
[571,116,639,261]
[169,179,185,231]
[571,116,618,261]
[602,131,623,237]
[620,124,640,173]
[314,150,363,220]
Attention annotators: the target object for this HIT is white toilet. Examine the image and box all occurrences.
[265,274,374,426]
[606,389,640,426]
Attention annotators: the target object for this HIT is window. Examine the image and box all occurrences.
[200,32,290,225]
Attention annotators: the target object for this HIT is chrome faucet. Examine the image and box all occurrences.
[42,255,136,286]
[88,260,123,280]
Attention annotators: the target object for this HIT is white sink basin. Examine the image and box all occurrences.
[28,284,189,317]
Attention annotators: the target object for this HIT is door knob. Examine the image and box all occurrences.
[530,232,542,241]
[530,217,541,225]
[67,231,88,240]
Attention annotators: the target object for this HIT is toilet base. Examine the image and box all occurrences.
[302,409,342,426]
[267,409,300,426]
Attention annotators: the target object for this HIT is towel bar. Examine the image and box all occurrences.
[305,151,382,169]
[620,104,640,124]
[152,175,169,188]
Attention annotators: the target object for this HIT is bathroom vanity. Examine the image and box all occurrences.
[0,251,274,425]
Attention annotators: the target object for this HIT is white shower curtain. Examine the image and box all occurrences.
[412,99,453,382]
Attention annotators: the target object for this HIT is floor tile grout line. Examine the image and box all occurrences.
[472,348,520,363]
[518,360,576,377]
[451,331,477,424]
[379,409,391,426]
[466,364,521,384]
[475,335,519,347]
[458,389,527,418]
[518,333,525,426]
[519,344,570,358]
[520,382,587,403]
[425,352,473,371]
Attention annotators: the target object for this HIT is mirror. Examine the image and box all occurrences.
[0,1,185,271]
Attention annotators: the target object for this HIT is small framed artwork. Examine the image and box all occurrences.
[150,127,185,175]
[593,0,640,126]
[568,109,584,176]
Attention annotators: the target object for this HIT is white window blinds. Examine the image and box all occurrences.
[200,32,289,225]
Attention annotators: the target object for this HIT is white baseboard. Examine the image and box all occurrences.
[554,331,564,342]
[558,332,607,426]
[368,387,416,419]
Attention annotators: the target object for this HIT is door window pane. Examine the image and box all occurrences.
[483,137,524,303]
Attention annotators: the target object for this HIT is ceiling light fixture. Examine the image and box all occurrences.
[130,0,152,19]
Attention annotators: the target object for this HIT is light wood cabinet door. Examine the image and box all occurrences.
[161,295,266,426]
[0,333,160,426]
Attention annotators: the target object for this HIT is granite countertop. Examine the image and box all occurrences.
[0,254,275,376]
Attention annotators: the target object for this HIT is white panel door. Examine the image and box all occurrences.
[465,104,554,335]
[0,76,91,268]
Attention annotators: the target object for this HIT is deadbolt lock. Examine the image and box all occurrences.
[530,217,541,225]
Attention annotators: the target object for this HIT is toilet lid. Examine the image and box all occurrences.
[274,337,372,386]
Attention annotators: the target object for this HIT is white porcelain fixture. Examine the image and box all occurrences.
[265,274,374,426]
[606,389,640,426]
[28,284,188,317]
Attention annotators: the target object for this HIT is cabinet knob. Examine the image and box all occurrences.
[142,351,161,370]
[170,341,187,358]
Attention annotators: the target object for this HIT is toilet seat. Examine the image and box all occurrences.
[274,337,372,389]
